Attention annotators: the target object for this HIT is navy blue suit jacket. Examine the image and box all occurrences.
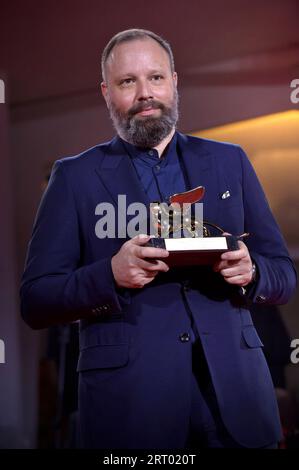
[21,133,296,448]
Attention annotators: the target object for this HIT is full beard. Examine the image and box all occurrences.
[108,91,179,148]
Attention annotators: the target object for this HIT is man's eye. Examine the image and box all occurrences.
[151,75,163,81]
[120,78,134,86]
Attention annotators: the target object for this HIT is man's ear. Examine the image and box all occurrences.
[101,81,109,107]
[173,72,178,87]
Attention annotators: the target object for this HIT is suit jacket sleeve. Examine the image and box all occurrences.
[238,146,297,305]
[20,160,130,329]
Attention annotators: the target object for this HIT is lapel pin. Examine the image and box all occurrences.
[221,190,231,200]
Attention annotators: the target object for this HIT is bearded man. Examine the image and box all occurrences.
[21,29,296,449]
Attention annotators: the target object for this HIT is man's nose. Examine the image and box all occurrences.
[136,79,153,101]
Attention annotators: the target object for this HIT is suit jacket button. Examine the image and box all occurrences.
[256,295,267,303]
[179,333,190,343]
[92,307,102,316]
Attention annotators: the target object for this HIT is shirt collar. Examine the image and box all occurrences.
[120,132,178,165]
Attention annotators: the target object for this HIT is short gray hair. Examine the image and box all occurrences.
[101,28,175,81]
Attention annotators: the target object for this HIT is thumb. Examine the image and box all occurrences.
[130,234,152,246]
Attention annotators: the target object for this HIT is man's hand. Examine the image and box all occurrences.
[213,240,254,287]
[111,234,169,289]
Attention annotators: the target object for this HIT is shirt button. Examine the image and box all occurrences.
[256,295,267,303]
[179,332,190,343]
[155,165,160,171]
[182,280,191,292]
[148,150,154,156]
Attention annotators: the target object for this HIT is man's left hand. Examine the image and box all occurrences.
[213,240,254,287]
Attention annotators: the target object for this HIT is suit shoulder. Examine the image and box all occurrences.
[183,133,241,154]
[54,139,113,170]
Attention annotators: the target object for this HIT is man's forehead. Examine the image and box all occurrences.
[107,37,169,67]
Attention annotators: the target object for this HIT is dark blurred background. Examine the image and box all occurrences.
[0,0,298,448]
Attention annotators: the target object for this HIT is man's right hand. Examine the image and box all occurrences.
[111,234,170,289]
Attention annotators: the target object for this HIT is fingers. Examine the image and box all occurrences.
[213,242,253,287]
[214,264,252,286]
[138,258,169,272]
[214,256,251,273]
[128,235,169,259]
[137,246,169,260]
[112,234,171,289]
[129,269,161,289]
[143,270,159,278]
[214,258,237,272]
[213,237,252,285]
[220,241,247,261]
[219,265,252,279]
[220,274,250,286]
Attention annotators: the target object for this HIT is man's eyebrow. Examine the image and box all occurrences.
[114,73,136,82]
[116,68,165,78]
[148,69,165,75]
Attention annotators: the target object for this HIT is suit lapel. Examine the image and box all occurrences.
[95,136,150,208]
[95,137,150,237]
[177,132,219,224]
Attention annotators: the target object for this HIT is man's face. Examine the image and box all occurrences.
[101,37,178,147]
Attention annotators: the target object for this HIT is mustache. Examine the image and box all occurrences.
[128,100,165,117]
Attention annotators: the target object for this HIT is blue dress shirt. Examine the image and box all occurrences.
[121,132,187,204]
